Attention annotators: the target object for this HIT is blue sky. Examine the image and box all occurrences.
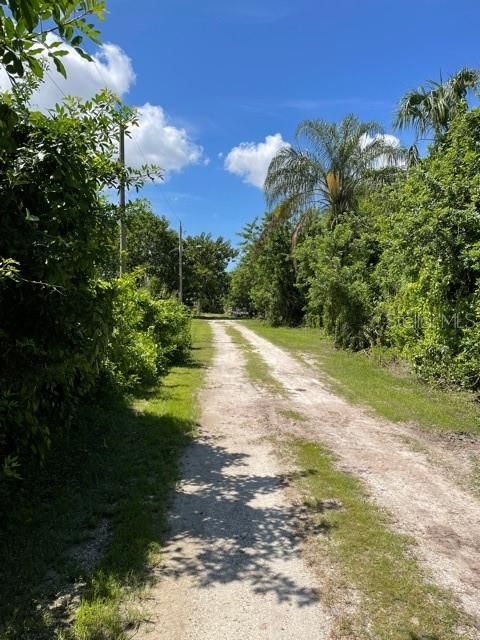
[18,0,480,247]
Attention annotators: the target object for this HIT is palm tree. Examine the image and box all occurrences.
[394,67,480,162]
[264,115,404,232]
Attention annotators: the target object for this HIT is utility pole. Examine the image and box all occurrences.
[178,221,183,304]
[119,124,126,276]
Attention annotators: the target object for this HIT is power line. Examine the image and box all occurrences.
[44,68,68,102]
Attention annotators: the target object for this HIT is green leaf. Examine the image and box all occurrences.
[52,55,66,78]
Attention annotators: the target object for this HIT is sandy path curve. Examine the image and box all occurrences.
[139,321,330,640]
[232,321,480,623]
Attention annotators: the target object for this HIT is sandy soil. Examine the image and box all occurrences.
[139,322,331,639]
[232,321,480,624]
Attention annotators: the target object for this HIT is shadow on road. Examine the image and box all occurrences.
[159,432,326,607]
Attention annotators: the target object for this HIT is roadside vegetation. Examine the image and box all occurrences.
[229,68,480,397]
[0,320,212,640]
[243,321,480,433]
[2,2,480,639]
[0,4,222,638]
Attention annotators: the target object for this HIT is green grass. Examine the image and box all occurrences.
[293,440,473,639]
[243,320,480,434]
[224,324,284,394]
[0,319,213,640]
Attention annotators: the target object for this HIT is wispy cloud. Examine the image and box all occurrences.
[281,97,395,110]
[238,96,395,114]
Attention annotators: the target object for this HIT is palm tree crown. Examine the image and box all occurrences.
[264,114,404,231]
[394,67,480,147]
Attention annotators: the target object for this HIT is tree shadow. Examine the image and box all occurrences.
[0,395,196,639]
[156,432,325,608]
[0,391,328,639]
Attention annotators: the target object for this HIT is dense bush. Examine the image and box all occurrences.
[0,94,124,472]
[0,89,166,478]
[296,212,379,348]
[374,108,480,387]
[105,272,191,391]
[234,106,480,390]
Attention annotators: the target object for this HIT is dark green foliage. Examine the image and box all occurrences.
[0,0,105,82]
[183,233,237,312]
[0,94,122,471]
[376,108,480,387]
[237,102,480,390]
[0,89,159,476]
[125,199,179,292]
[229,215,304,326]
[296,211,379,348]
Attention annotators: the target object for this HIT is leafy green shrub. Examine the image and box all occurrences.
[375,108,480,387]
[0,91,154,475]
[104,272,191,391]
[230,215,304,326]
[0,94,123,472]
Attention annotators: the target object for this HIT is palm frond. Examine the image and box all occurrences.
[394,67,480,142]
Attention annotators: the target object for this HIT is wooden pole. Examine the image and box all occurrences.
[119,124,126,276]
[179,221,183,304]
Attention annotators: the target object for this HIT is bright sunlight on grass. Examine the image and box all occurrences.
[293,440,474,639]
[224,323,284,394]
[244,321,480,434]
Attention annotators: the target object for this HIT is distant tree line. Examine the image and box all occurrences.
[119,198,237,312]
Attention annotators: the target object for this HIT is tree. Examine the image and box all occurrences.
[183,233,237,312]
[125,199,179,293]
[229,215,304,325]
[394,67,480,163]
[264,115,404,232]
[295,206,381,347]
[376,107,480,387]
[0,0,105,82]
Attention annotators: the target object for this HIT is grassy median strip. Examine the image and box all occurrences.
[224,324,284,394]
[0,320,213,640]
[243,320,480,434]
[293,439,473,639]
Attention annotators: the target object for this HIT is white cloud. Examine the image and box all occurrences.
[0,35,136,107]
[224,133,289,188]
[0,37,204,176]
[125,103,204,176]
[360,133,404,168]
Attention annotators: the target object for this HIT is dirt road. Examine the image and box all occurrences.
[139,321,330,639]
[233,321,480,622]
[140,320,480,638]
